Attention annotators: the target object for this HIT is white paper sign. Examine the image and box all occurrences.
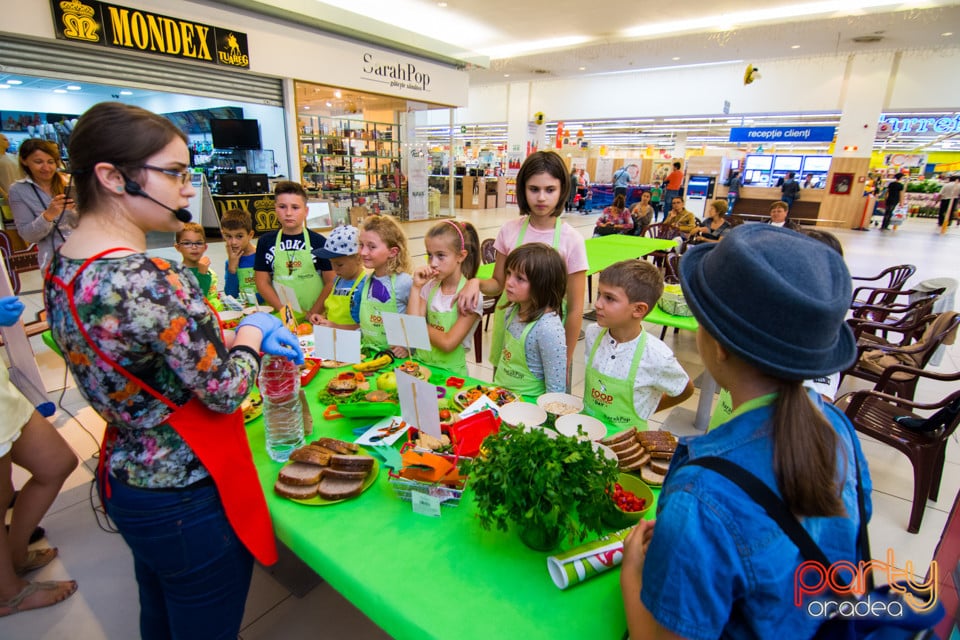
[354,416,410,447]
[381,312,432,350]
[312,326,362,364]
[275,284,302,313]
[460,394,500,419]
[411,491,442,517]
[396,369,441,439]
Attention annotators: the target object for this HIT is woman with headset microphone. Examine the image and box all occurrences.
[44,102,301,639]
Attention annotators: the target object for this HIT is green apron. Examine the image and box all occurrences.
[359,274,398,351]
[416,277,468,376]
[273,230,323,321]
[324,274,364,325]
[583,328,648,432]
[489,217,562,367]
[709,392,778,432]
[236,264,259,305]
[493,306,546,397]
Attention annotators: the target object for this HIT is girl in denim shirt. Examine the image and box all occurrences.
[620,225,870,640]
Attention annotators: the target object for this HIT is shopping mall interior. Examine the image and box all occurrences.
[2,1,960,637]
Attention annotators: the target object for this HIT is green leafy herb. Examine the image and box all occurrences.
[469,426,620,546]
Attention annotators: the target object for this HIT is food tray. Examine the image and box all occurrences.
[387,445,468,508]
[453,385,518,410]
[300,358,323,387]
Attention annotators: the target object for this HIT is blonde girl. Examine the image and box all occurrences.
[492,243,567,395]
[407,220,482,376]
[357,215,413,356]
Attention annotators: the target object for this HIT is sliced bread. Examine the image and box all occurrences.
[601,429,637,447]
[313,438,359,455]
[317,476,365,500]
[289,446,331,467]
[620,450,651,472]
[609,439,642,455]
[640,465,666,487]
[278,462,323,486]
[330,454,375,472]
[322,467,370,481]
[274,480,319,500]
[649,458,672,475]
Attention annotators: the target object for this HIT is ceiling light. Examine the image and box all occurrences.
[67,85,81,90]
[437,1,447,5]
[6,79,22,85]
[942,32,954,36]
[53,89,68,93]
[334,90,342,99]
[578,66,586,71]
[791,44,801,49]
[119,90,133,95]
[0,85,9,89]
[480,35,592,59]
[326,101,332,107]
[303,105,310,110]
[672,57,680,61]
[503,73,510,77]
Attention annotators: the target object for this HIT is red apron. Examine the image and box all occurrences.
[48,248,277,566]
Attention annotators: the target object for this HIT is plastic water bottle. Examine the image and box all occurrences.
[258,355,304,462]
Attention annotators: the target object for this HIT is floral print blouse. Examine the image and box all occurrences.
[45,253,260,489]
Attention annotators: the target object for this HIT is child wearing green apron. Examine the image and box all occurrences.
[221,208,261,305]
[175,222,224,311]
[583,260,693,433]
[407,220,483,377]
[491,244,568,396]
[253,181,334,322]
[310,225,365,329]
[357,215,413,355]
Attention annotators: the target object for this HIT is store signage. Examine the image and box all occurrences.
[50,0,250,69]
[729,126,836,143]
[361,52,431,92]
[879,114,960,134]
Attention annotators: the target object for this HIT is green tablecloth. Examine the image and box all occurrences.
[476,235,678,281]
[249,365,658,639]
[643,305,699,332]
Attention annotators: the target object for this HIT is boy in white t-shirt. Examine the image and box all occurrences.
[583,260,694,432]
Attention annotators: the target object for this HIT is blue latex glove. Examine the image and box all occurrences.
[238,312,305,365]
[0,297,25,327]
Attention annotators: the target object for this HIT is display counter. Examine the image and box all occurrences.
[732,186,825,224]
[249,364,655,640]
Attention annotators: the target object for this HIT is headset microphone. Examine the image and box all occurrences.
[123,178,192,222]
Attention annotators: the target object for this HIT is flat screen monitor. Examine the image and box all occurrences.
[773,155,802,172]
[802,156,832,172]
[210,119,261,150]
[744,155,773,171]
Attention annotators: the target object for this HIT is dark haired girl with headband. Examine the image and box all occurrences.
[43,102,302,639]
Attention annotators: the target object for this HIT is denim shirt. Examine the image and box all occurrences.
[640,392,872,640]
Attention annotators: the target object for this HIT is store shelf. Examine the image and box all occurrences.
[298,114,404,216]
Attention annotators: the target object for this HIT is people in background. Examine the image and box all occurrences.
[577,168,590,212]
[594,194,634,237]
[8,139,79,271]
[662,196,697,239]
[766,200,799,230]
[688,200,731,244]
[780,171,800,210]
[0,134,22,198]
[663,161,684,211]
[880,173,906,232]
[566,167,579,212]
[612,164,634,199]
[725,169,741,214]
[937,175,958,229]
[630,191,655,235]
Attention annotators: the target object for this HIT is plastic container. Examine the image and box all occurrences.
[259,355,305,462]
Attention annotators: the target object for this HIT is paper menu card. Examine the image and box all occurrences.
[313,326,362,364]
[381,312,432,351]
[276,284,302,313]
[396,370,441,438]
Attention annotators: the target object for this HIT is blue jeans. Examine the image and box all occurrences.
[726,193,738,214]
[103,476,254,640]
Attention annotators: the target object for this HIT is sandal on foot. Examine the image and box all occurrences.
[14,547,58,576]
[0,580,78,617]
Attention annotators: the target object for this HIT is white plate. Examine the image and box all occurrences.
[592,442,619,463]
[522,425,558,439]
[537,392,584,416]
[555,414,608,441]
[498,401,547,428]
[243,305,275,315]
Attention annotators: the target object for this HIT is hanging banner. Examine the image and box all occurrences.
[728,126,835,143]
[50,0,251,69]
[407,144,429,221]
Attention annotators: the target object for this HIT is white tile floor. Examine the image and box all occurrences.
[4,208,960,638]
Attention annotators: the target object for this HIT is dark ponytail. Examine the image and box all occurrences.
[773,382,845,518]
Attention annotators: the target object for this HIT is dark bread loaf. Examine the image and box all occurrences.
[278,462,323,486]
[274,480,319,499]
[313,438,359,455]
[317,476,364,500]
[330,454,375,472]
[289,446,331,467]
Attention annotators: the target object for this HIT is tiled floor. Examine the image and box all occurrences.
[4,208,959,638]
